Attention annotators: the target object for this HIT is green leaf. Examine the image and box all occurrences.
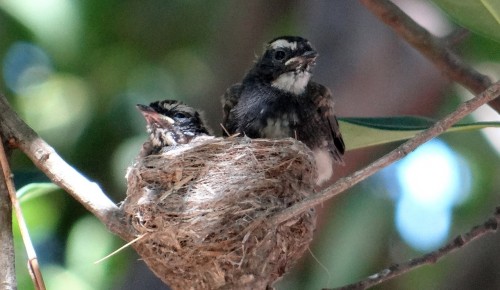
[432,0,500,43]
[481,0,500,25]
[339,116,500,151]
[17,182,60,203]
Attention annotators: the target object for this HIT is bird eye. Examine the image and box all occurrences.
[173,112,187,119]
[273,49,287,61]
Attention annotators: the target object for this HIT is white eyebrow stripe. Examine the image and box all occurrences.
[269,39,297,50]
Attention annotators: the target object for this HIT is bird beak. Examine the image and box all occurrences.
[136,104,175,127]
[284,50,318,71]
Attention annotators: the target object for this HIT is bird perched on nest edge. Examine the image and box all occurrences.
[222,35,345,185]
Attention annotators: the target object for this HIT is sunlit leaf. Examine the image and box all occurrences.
[481,0,500,25]
[432,0,500,42]
[17,182,60,202]
[340,116,500,151]
[13,182,63,241]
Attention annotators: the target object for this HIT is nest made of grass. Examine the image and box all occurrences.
[122,136,317,290]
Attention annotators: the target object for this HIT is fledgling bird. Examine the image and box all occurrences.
[222,36,345,185]
[136,100,211,155]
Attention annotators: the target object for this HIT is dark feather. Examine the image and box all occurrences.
[221,83,243,136]
[308,82,345,163]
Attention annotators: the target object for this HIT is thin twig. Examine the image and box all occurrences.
[328,206,500,290]
[0,94,130,240]
[0,162,16,289]
[0,78,499,289]
[269,81,500,226]
[94,233,147,264]
[0,136,46,290]
[359,0,500,113]
[265,81,500,290]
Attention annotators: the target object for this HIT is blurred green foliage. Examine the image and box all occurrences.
[432,0,500,42]
[1,1,500,290]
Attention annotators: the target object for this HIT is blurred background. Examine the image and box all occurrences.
[1,0,500,289]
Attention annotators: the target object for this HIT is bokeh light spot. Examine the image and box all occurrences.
[2,41,53,93]
[16,74,92,148]
[391,139,471,251]
[395,196,451,251]
[396,139,464,209]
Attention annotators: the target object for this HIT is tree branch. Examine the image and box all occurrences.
[0,163,16,290]
[1,76,499,288]
[359,0,500,114]
[0,136,46,289]
[270,81,500,226]
[0,94,130,240]
[328,206,500,290]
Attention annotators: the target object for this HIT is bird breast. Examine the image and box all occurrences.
[271,71,311,94]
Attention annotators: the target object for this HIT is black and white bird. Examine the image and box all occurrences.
[222,36,345,185]
[136,100,211,154]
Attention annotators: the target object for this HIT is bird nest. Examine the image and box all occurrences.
[122,137,317,289]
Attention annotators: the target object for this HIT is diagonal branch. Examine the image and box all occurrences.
[1,77,499,288]
[0,94,130,240]
[359,0,500,114]
[269,81,500,226]
[329,206,500,290]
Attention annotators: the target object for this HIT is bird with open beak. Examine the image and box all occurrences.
[136,100,211,155]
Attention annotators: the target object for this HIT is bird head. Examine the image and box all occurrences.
[137,100,210,148]
[252,36,318,94]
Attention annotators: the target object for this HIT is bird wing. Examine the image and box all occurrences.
[221,83,243,136]
[309,82,345,164]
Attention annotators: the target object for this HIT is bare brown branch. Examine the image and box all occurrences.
[270,81,500,227]
[0,166,16,290]
[359,0,500,113]
[328,206,500,290]
[1,80,499,289]
[0,136,46,289]
[0,94,130,240]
